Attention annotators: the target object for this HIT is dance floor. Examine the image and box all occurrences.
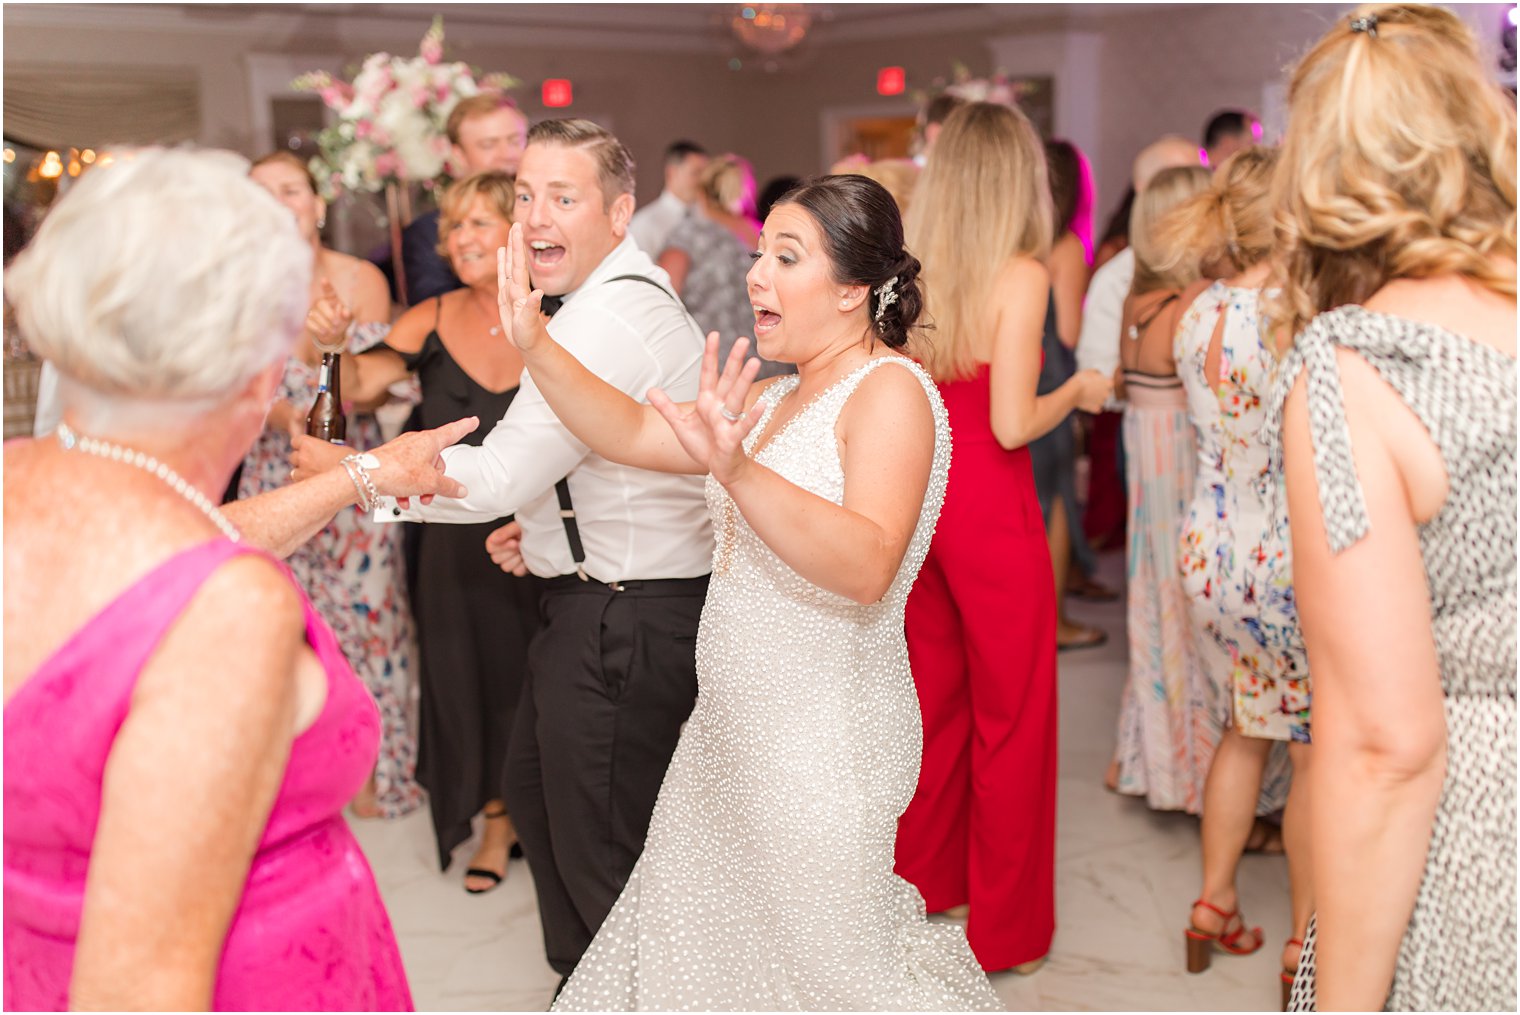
[348,550,1292,1011]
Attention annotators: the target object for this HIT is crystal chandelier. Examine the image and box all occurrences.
[731,4,812,56]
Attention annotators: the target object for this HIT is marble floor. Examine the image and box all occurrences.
[348,550,1294,1011]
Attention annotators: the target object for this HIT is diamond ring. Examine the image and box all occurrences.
[719,406,743,423]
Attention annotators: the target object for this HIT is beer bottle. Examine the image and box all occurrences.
[305,351,347,445]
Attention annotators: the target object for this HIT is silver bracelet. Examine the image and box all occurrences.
[341,453,380,512]
[340,458,372,511]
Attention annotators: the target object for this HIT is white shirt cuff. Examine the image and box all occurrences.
[372,496,411,524]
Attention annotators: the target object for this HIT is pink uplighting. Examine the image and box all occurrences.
[1198,147,1209,167]
[876,66,906,96]
[1251,119,1265,141]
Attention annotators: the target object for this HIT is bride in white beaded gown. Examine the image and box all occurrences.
[496,176,1001,1011]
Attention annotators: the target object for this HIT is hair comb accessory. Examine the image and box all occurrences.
[873,276,899,323]
[1349,13,1378,36]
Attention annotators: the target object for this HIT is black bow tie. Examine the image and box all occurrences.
[540,294,564,318]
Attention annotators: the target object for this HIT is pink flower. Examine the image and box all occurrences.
[375,151,401,179]
[420,15,446,65]
[355,120,372,140]
[413,84,431,109]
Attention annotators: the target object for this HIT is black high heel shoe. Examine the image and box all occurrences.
[464,807,519,894]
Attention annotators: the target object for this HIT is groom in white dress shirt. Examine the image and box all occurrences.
[382,119,712,984]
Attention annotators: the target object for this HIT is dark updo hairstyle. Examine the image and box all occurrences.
[774,174,924,350]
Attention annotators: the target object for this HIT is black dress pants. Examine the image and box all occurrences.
[504,573,707,977]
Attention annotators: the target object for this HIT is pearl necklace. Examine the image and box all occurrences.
[56,422,242,543]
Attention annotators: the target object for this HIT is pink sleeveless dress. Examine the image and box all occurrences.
[3,539,413,1011]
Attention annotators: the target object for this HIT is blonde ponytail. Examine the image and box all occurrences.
[1152,146,1279,281]
[1130,165,1211,294]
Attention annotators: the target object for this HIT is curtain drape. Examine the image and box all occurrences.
[4,66,199,149]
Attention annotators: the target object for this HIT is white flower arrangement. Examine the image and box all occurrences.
[914,61,1037,117]
[293,17,519,199]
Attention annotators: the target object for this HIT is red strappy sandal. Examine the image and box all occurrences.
[1184,898,1264,973]
[1280,937,1304,1010]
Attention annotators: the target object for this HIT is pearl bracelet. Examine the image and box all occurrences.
[341,453,380,512]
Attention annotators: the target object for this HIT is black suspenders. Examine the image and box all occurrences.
[553,274,690,582]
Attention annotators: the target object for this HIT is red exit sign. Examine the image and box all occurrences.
[542,79,574,108]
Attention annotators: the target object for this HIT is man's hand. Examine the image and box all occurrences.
[484,520,528,577]
[497,225,551,353]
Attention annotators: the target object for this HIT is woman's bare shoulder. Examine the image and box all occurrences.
[1048,233,1087,274]
[383,299,440,354]
[995,254,1051,294]
[3,436,36,470]
[847,357,935,427]
[136,551,306,705]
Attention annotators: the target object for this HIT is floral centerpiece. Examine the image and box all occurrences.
[293,17,519,200]
[913,61,1038,115]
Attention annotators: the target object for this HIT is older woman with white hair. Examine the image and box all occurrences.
[2,147,477,1011]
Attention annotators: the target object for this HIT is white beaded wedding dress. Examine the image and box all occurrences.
[554,357,1002,1011]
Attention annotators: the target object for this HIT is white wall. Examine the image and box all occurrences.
[1073,2,1512,219]
[2,4,749,206]
[6,3,1513,242]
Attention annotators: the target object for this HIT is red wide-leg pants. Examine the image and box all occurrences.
[897,439,1059,972]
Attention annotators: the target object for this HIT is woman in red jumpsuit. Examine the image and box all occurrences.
[899,101,1111,972]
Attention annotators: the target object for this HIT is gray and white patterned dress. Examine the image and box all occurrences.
[1261,306,1517,1012]
[665,214,793,380]
[554,357,1001,1011]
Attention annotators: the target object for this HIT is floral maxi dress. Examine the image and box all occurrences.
[238,321,423,817]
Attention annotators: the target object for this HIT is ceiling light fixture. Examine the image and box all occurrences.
[731,3,812,56]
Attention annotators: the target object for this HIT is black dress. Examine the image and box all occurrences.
[1028,289,1098,575]
[390,315,543,869]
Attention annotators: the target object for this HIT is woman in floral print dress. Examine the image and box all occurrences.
[1166,147,1310,999]
[241,151,422,819]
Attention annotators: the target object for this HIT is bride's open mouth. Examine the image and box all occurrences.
[753,306,781,334]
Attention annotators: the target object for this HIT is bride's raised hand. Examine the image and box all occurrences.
[700,336,764,484]
[496,223,550,354]
[649,333,763,478]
